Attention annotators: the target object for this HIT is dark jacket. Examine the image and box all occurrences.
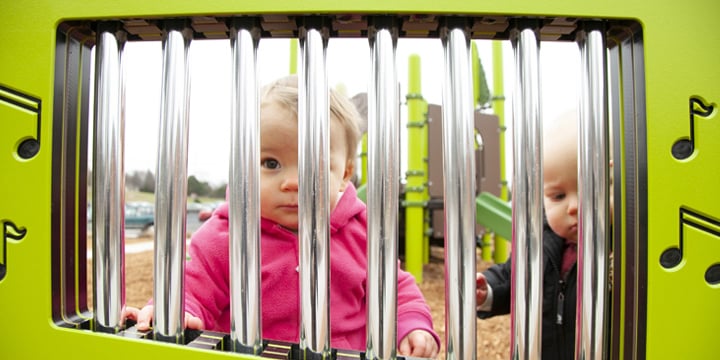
[477,222,576,360]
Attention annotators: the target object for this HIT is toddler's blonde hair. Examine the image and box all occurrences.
[260,75,362,167]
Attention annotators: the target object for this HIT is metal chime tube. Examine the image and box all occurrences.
[366,16,400,360]
[92,21,127,334]
[440,20,477,360]
[153,21,192,344]
[509,20,544,360]
[228,18,263,354]
[575,21,610,360]
[297,18,332,358]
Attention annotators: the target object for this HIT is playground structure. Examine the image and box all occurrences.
[357,49,511,282]
[401,95,511,279]
[1,1,719,360]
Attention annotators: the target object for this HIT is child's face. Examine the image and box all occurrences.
[543,147,578,243]
[259,102,353,230]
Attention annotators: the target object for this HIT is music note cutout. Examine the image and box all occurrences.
[1,220,28,281]
[0,84,42,159]
[672,97,715,160]
[660,207,720,285]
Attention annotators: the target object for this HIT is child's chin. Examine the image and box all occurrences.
[278,222,299,231]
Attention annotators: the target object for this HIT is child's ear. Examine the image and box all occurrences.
[340,161,355,191]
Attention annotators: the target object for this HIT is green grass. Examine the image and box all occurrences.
[125,190,156,203]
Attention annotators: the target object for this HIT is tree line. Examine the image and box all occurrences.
[89,170,227,198]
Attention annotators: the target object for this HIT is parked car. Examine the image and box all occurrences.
[86,201,155,232]
[124,202,155,231]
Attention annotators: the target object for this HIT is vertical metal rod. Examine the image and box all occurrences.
[92,21,127,334]
[509,20,544,360]
[609,27,646,360]
[228,18,263,354]
[440,19,477,360]
[366,16,399,360]
[606,36,624,360]
[297,18,331,358]
[575,21,610,360]
[153,20,192,344]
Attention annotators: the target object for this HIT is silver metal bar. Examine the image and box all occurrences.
[228,18,263,355]
[575,21,610,360]
[509,20,544,360]
[607,25,646,360]
[366,17,400,360]
[153,21,192,344]
[92,21,127,334]
[297,18,332,358]
[606,35,624,360]
[440,20,477,360]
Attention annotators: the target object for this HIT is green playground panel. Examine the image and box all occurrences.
[476,192,512,241]
[356,183,366,203]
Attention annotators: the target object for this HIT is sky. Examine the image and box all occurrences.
[118,37,580,186]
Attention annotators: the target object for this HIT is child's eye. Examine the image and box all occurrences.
[545,192,566,202]
[262,158,280,169]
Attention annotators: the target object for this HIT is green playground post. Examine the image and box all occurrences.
[472,41,480,107]
[473,41,495,262]
[421,97,430,266]
[289,38,298,74]
[492,40,510,264]
[420,96,430,265]
[404,54,428,282]
[360,134,368,186]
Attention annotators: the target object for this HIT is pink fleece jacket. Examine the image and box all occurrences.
[183,183,440,351]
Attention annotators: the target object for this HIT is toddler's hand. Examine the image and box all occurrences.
[476,272,489,305]
[398,329,439,358]
[124,305,204,331]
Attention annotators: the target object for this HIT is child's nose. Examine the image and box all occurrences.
[567,195,578,215]
[280,175,299,191]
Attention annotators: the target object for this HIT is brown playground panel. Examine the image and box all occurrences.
[88,235,510,359]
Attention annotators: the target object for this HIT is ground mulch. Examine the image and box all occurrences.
[90,235,510,359]
[417,246,510,360]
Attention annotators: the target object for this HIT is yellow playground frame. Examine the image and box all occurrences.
[1,0,718,359]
